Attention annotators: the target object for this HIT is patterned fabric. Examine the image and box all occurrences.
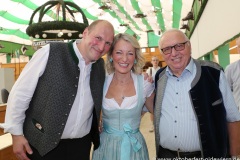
[23,42,105,156]
[23,42,80,156]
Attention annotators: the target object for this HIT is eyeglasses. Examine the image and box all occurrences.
[161,41,189,55]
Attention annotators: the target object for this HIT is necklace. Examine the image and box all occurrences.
[113,75,132,100]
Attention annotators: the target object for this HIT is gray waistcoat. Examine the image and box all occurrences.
[23,42,105,156]
[154,59,227,157]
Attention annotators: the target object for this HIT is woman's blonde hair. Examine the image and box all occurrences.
[105,33,145,74]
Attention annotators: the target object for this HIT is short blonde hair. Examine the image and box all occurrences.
[105,33,145,74]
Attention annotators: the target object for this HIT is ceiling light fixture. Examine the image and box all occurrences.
[120,23,129,27]
[182,11,194,21]
[26,0,89,40]
[133,13,147,18]
[180,24,190,31]
[99,3,111,10]
[146,30,154,32]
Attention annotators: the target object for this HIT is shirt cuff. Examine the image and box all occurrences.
[0,123,23,135]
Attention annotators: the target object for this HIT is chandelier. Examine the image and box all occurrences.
[26,0,89,40]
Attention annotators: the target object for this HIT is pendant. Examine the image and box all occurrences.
[122,96,125,99]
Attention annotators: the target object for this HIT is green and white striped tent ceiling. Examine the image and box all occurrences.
[0,0,194,48]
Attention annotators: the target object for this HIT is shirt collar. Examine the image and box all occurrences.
[186,58,194,73]
[73,39,96,64]
[166,58,194,77]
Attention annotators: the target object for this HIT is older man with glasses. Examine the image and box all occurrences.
[153,29,240,158]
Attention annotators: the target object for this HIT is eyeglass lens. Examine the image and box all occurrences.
[161,41,188,54]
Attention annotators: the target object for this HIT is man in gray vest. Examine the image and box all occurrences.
[2,20,114,160]
[154,29,240,158]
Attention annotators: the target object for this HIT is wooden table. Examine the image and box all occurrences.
[0,133,17,160]
[0,104,6,136]
[0,104,17,160]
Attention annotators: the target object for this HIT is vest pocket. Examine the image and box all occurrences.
[32,119,44,133]
[212,98,223,106]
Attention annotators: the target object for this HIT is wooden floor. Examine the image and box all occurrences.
[140,112,156,160]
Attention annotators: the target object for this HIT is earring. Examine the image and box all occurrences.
[134,59,137,64]
[109,58,113,63]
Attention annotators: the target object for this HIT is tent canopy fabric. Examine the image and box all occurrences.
[0,0,194,47]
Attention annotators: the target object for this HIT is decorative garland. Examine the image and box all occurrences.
[26,21,88,39]
[26,0,89,40]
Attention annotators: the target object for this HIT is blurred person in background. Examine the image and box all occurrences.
[225,37,240,111]
[146,56,160,132]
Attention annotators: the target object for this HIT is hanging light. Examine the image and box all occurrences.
[26,0,89,40]
[35,34,40,39]
[58,32,62,37]
[68,33,72,37]
[180,24,190,31]
[42,33,47,38]
[182,11,194,21]
[59,31,63,36]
